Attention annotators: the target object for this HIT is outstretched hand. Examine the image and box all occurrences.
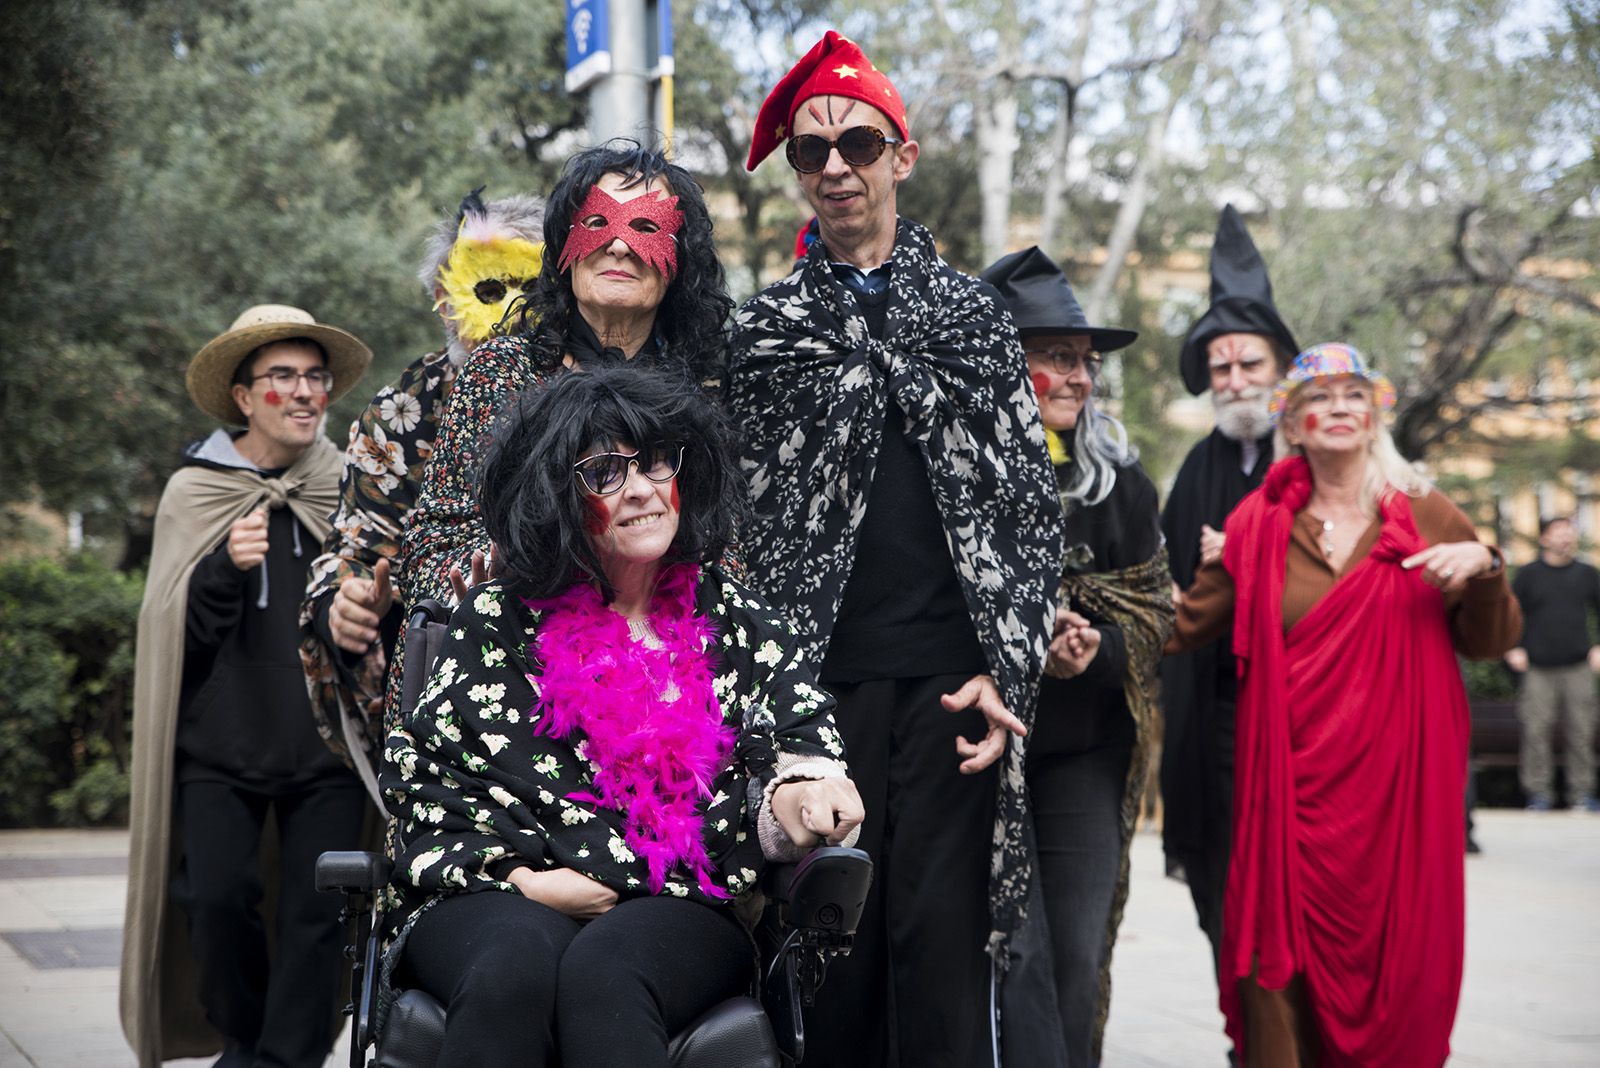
[941,674,1025,775]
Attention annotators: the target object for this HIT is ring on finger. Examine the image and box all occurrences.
[1441,567,1456,579]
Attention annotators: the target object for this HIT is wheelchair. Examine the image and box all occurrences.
[316,600,873,1068]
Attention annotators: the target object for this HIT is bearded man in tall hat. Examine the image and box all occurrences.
[1159,204,1298,1012]
[298,189,544,802]
[726,30,1064,1067]
[122,305,372,1067]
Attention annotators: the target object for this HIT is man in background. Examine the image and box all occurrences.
[1159,205,1298,1013]
[1506,515,1600,812]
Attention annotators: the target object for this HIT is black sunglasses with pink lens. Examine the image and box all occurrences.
[785,126,904,174]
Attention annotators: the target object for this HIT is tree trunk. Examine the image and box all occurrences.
[976,78,1021,265]
[1083,0,1218,321]
[1038,0,1095,254]
[1082,97,1175,323]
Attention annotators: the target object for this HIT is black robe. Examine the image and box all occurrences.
[1158,429,1271,878]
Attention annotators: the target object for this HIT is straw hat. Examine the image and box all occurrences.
[186,304,373,426]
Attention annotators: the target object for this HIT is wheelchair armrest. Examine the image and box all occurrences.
[768,846,871,935]
[408,598,451,630]
[315,850,393,895]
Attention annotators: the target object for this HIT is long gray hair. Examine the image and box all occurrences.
[1062,383,1139,507]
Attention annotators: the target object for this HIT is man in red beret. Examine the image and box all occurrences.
[726,30,1065,1068]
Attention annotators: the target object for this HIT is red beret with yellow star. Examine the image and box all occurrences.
[745,30,909,171]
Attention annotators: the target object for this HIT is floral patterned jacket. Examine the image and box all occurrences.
[299,348,461,786]
[379,566,847,935]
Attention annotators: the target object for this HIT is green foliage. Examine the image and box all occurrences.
[1,0,580,543]
[1462,656,1518,702]
[0,554,142,827]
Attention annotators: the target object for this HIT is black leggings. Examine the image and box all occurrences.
[402,889,753,1068]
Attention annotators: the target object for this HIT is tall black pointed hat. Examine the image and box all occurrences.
[981,246,1138,352]
[1178,205,1298,395]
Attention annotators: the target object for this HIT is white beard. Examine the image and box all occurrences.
[1213,386,1273,443]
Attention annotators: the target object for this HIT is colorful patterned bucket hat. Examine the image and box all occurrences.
[1269,342,1396,425]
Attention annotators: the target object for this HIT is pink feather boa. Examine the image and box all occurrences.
[526,563,734,897]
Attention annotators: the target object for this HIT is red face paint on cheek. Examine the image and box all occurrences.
[315,393,329,410]
[583,495,610,536]
[1363,412,1372,429]
[1030,372,1052,397]
[263,390,283,406]
[1303,413,1319,431]
[669,480,680,512]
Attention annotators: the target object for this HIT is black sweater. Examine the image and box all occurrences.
[820,266,987,683]
[176,456,349,792]
[1031,456,1162,759]
[1512,557,1600,667]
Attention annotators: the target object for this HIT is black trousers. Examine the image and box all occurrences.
[1028,731,1133,1067]
[803,673,1000,1068]
[402,890,752,1068]
[1187,698,1236,983]
[173,778,367,1068]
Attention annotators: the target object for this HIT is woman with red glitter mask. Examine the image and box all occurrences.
[395,143,735,728]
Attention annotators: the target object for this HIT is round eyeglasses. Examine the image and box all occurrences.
[785,126,904,174]
[1026,347,1103,377]
[573,444,685,496]
[249,368,336,394]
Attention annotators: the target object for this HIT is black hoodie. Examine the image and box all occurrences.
[174,430,349,792]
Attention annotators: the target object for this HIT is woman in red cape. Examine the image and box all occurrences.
[1169,344,1521,1067]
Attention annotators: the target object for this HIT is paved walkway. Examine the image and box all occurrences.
[1,810,1595,1066]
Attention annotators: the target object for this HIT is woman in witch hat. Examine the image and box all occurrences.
[983,247,1175,1067]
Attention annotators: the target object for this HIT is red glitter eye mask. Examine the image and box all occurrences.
[557,184,684,279]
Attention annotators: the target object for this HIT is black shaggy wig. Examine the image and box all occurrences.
[508,141,734,385]
[479,363,748,603]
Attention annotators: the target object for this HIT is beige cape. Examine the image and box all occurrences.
[119,435,341,1066]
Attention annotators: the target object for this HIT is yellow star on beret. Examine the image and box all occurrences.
[833,63,860,78]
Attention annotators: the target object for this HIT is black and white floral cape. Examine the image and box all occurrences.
[724,217,1065,954]
[379,566,845,936]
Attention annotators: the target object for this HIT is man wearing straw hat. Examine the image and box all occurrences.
[121,305,372,1068]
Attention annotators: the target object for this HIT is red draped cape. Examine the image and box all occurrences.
[1220,457,1466,1067]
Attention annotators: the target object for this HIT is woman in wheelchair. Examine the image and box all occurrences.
[379,363,864,1067]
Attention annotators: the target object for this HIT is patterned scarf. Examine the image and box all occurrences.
[726,217,1065,952]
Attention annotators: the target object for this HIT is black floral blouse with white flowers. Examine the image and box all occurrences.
[379,566,846,931]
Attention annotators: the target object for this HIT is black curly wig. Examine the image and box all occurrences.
[479,363,748,603]
[507,141,733,385]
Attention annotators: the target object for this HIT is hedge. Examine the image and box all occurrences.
[0,554,141,826]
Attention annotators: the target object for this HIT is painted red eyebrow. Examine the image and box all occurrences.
[807,101,827,126]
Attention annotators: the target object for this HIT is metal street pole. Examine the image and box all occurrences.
[566,0,672,151]
[586,0,650,144]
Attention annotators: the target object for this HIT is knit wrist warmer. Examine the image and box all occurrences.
[757,752,858,862]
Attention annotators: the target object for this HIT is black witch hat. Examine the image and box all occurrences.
[981,246,1138,353]
[1178,205,1299,396]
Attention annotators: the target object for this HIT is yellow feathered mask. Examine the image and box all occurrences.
[435,191,545,346]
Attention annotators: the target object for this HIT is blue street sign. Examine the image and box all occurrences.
[566,0,612,94]
[654,0,673,77]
